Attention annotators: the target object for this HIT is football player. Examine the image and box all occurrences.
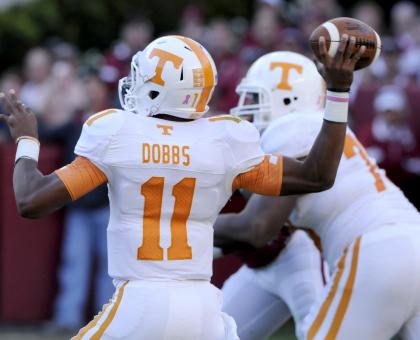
[215,50,420,339]
[215,51,328,340]
[0,35,362,339]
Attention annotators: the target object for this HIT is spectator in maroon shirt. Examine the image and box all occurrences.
[240,4,283,66]
[100,17,154,94]
[204,18,244,113]
[358,85,420,206]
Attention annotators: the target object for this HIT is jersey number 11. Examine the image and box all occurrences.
[138,177,195,261]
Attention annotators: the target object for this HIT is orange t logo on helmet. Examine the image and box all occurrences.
[149,48,183,86]
[270,62,303,91]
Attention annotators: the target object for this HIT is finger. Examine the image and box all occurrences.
[315,61,327,80]
[0,92,15,115]
[318,36,329,65]
[7,89,22,115]
[24,106,34,116]
[349,46,367,68]
[16,100,26,112]
[332,34,349,67]
[343,36,356,62]
[8,89,18,104]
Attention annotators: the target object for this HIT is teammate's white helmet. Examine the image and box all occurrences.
[119,35,218,119]
[231,51,325,130]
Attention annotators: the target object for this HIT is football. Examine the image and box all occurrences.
[309,17,381,70]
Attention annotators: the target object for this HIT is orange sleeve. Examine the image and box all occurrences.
[232,155,283,195]
[55,156,108,201]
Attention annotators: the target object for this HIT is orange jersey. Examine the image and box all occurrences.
[56,109,282,281]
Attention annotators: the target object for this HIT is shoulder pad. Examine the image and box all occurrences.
[220,117,263,172]
[75,109,126,162]
[261,111,323,157]
[83,109,126,136]
[224,118,260,144]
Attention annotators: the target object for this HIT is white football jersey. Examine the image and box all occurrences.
[74,109,265,281]
[261,112,420,268]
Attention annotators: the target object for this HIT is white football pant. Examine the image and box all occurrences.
[72,280,238,340]
[223,230,326,339]
[300,224,420,340]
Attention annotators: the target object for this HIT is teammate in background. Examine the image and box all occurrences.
[215,51,420,339]
[0,35,362,339]
[215,51,328,340]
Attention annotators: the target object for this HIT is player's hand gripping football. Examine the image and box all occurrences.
[0,89,38,142]
[317,34,366,92]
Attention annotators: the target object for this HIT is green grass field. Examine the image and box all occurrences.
[269,321,296,340]
[0,322,297,339]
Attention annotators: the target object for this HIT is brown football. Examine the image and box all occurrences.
[309,17,381,70]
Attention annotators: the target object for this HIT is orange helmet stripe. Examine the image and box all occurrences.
[175,36,215,112]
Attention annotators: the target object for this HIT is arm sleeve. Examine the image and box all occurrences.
[55,156,107,201]
[222,118,283,195]
[232,154,283,195]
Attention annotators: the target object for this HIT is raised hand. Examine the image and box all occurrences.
[317,34,366,92]
[0,89,38,141]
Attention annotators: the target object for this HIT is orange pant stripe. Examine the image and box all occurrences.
[307,247,349,339]
[71,302,112,340]
[90,281,128,340]
[325,237,362,339]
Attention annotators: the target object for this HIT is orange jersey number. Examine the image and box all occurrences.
[343,134,386,192]
[138,177,195,261]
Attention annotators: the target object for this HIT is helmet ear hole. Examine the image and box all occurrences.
[149,91,160,100]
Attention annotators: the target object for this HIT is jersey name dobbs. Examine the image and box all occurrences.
[142,143,190,166]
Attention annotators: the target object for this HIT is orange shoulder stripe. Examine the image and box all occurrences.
[232,155,283,195]
[208,116,241,123]
[55,156,107,201]
[86,109,116,126]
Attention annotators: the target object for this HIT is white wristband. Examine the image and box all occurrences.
[323,91,349,123]
[15,136,40,163]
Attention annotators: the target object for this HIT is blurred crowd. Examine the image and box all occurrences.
[2,0,420,333]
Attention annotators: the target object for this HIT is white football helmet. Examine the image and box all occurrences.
[119,35,217,119]
[231,51,325,130]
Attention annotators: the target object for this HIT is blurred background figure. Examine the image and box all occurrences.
[42,60,86,129]
[179,5,206,43]
[351,2,384,34]
[358,85,420,208]
[41,72,114,335]
[240,2,282,65]
[391,1,418,50]
[100,16,154,99]
[205,18,243,113]
[20,48,53,115]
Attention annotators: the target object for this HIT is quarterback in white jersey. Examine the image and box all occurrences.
[216,52,420,339]
[0,35,364,339]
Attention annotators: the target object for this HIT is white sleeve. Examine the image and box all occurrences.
[75,109,125,177]
[261,112,324,158]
